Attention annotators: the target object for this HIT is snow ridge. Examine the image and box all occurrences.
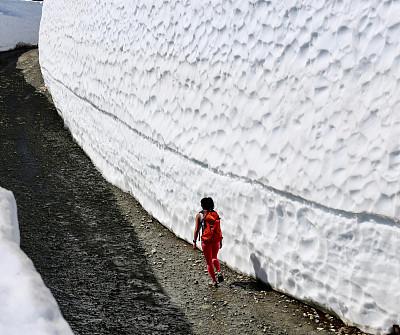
[0,0,42,51]
[0,187,73,335]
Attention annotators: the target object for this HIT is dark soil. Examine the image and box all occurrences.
[0,48,368,335]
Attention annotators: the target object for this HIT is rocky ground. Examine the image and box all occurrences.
[113,187,369,335]
[1,47,370,335]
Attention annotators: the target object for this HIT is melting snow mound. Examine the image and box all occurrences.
[39,0,400,334]
[0,187,73,335]
[0,0,42,52]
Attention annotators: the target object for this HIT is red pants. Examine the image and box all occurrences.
[202,241,221,282]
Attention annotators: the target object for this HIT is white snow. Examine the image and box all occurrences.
[38,0,400,334]
[0,0,42,52]
[0,187,73,335]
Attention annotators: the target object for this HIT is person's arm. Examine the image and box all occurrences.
[193,213,201,250]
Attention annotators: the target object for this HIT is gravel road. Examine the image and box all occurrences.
[0,48,368,335]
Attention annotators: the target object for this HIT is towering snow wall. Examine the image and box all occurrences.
[39,1,400,333]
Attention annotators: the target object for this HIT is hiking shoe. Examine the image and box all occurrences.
[208,280,218,288]
[216,272,224,283]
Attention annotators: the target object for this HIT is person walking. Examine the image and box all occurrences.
[193,197,224,287]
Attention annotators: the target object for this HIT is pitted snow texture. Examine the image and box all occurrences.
[39,0,400,219]
[39,1,400,334]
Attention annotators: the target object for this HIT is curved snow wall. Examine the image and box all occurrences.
[39,1,400,333]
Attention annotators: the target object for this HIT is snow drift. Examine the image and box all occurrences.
[0,187,73,335]
[39,0,400,333]
[0,0,42,52]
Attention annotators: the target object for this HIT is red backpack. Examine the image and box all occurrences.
[200,210,223,243]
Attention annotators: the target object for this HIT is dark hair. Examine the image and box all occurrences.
[201,197,214,210]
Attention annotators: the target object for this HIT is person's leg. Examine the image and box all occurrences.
[202,242,216,282]
[211,241,221,272]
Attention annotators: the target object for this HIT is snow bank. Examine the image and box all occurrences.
[39,1,400,333]
[0,0,42,52]
[0,187,73,335]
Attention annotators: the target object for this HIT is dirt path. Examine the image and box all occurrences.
[113,188,366,335]
[1,48,367,335]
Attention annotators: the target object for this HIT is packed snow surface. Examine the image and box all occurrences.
[0,0,42,52]
[0,187,73,335]
[39,0,400,334]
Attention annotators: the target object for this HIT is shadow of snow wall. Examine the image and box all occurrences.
[38,1,400,334]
